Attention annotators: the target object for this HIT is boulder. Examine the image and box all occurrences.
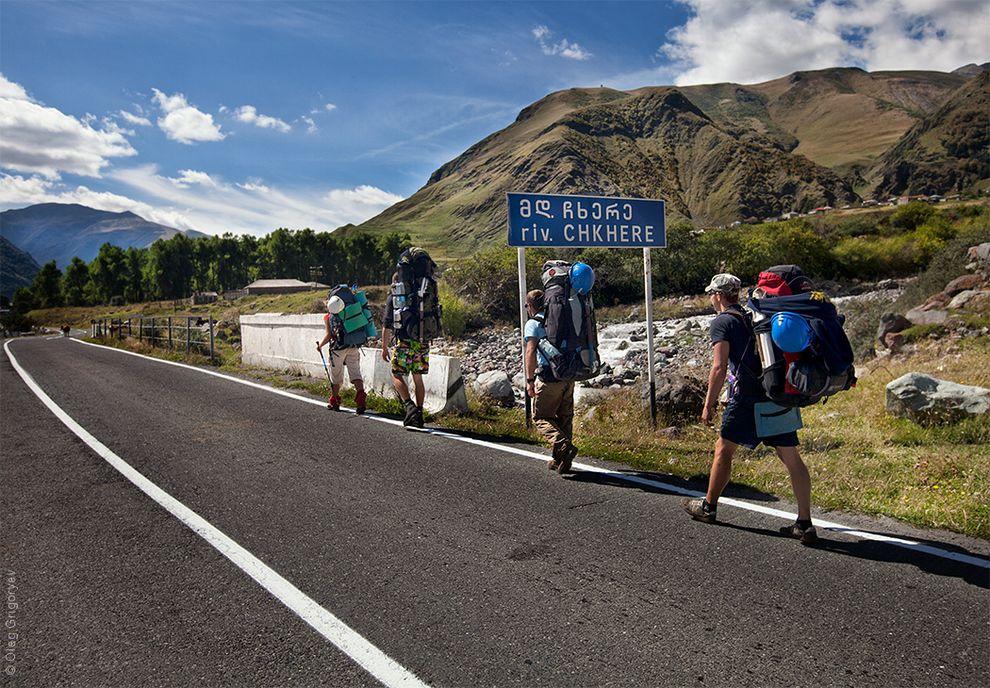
[947,289,985,309]
[905,307,948,326]
[883,332,905,353]
[473,370,516,406]
[886,372,990,424]
[642,374,705,424]
[876,312,911,347]
[943,274,986,297]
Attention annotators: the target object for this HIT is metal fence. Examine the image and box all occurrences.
[92,315,216,362]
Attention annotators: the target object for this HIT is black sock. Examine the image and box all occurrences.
[796,518,812,530]
[703,499,717,514]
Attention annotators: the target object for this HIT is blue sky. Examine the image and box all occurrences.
[1,1,986,235]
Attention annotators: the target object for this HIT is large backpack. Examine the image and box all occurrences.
[538,261,600,382]
[744,290,856,407]
[327,284,376,349]
[388,247,442,342]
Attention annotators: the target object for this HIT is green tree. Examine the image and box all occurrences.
[62,257,90,306]
[31,260,64,308]
[123,247,147,303]
[88,243,128,304]
[143,234,195,299]
[11,286,36,313]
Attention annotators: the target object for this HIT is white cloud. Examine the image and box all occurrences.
[119,110,152,126]
[109,164,402,235]
[238,180,271,193]
[234,105,292,133]
[151,88,225,144]
[324,103,337,112]
[168,169,218,188]
[0,74,136,178]
[301,116,318,134]
[0,173,196,230]
[661,0,990,86]
[532,24,592,61]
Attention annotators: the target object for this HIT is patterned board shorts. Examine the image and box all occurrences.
[391,339,430,376]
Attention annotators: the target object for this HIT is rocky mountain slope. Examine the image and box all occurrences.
[0,203,206,267]
[0,236,40,298]
[358,66,986,257]
[871,71,990,197]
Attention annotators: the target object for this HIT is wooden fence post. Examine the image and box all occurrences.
[168,316,173,349]
[209,316,215,362]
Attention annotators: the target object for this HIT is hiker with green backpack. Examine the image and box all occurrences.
[382,247,442,429]
[317,284,377,414]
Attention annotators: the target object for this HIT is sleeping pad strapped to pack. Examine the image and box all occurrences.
[327,285,376,349]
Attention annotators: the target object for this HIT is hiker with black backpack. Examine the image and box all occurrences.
[382,247,442,429]
[682,271,821,545]
[317,284,377,414]
[524,261,600,474]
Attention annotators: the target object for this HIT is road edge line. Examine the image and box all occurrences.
[67,337,990,570]
[4,340,430,688]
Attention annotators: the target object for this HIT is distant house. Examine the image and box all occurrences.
[811,205,833,214]
[897,195,928,205]
[190,291,219,305]
[780,211,800,220]
[244,279,330,295]
[862,199,879,207]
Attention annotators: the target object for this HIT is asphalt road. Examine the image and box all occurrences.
[3,337,988,687]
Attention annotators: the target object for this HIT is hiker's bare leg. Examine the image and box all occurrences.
[354,379,365,394]
[413,374,425,408]
[706,437,737,505]
[331,383,341,397]
[776,446,812,521]
[392,374,411,402]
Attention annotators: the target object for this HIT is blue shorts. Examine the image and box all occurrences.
[721,398,799,450]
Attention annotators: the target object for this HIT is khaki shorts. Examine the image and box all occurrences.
[328,346,362,386]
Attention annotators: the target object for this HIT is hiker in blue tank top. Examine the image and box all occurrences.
[681,272,818,544]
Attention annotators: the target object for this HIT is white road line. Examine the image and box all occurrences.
[68,337,990,571]
[4,340,430,688]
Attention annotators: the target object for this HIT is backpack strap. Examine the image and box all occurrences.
[720,306,762,381]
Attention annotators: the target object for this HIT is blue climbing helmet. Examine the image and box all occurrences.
[771,311,813,353]
[569,262,595,295]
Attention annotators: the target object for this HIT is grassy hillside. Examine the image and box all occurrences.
[871,71,990,197]
[358,67,980,259]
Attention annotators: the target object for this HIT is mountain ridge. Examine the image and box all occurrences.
[0,203,206,267]
[357,65,988,257]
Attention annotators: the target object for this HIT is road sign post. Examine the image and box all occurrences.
[507,192,666,427]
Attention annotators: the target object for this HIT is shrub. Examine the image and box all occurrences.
[891,202,936,231]
[831,235,921,278]
[895,225,990,311]
[109,295,125,307]
[439,284,481,339]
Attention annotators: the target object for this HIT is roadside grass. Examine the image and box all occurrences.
[79,331,990,539]
[29,286,390,331]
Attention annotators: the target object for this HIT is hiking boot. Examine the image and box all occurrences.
[328,395,341,412]
[412,406,425,429]
[402,400,418,427]
[682,498,717,524]
[355,390,367,415]
[780,522,818,545]
[547,458,561,471]
[557,445,578,474]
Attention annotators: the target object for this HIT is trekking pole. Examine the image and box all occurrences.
[317,343,333,402]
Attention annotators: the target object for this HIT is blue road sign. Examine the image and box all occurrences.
[507,192,665,248]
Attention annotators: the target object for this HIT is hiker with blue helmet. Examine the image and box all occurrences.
[682,272,817,545]
[525,260,600,474]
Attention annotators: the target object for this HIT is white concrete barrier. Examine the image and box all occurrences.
[239,313,468,414]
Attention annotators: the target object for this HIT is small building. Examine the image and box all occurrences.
[780,211,800,220]
[862,199,879,207]
[896,195,928,205]
[244,279,330,295]
[190,291,219,305]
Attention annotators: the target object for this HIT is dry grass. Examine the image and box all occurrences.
[575,337,990,538]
